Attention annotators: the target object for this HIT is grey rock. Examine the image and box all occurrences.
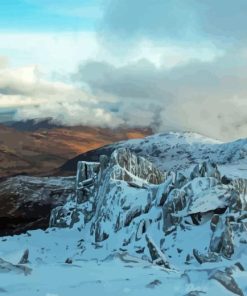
[145,234,170,268]
[124,206,142,227]
[209,270,244,296]
[0,258,32,275]
[18,249,29,264]
[146,279,162,289]
[111,148,165,185]
[193,249,221,264]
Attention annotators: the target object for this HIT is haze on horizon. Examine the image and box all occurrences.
[0,0,247,141]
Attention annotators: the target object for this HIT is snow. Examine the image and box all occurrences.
[105,131,247,177]
[0,226,246,296]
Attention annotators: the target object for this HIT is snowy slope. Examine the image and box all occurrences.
[1,228,240,296]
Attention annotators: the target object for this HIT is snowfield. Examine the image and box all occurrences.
[1,132,247,296]
[1,228,246,296]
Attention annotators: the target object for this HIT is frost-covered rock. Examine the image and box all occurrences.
[110,148,165,185]
[162,176,232,233]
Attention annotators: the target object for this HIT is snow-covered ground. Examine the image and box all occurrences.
[1,227,245,296]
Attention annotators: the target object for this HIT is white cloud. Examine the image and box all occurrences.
[0,63,122,127]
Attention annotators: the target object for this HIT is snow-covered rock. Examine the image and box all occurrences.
[51,148,247,270]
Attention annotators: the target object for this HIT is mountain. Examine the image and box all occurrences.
[5,118,61,131]
[0,175,75,236]
[60,131,247,179]
[0,132,247,295]
[0,122,151,178]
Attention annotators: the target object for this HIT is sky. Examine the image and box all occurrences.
[0,0,247,140]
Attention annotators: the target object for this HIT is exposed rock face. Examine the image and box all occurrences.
[162,176,231,234]
[50,148,247,272]
[0,176,75,236]
[110,148,165,185]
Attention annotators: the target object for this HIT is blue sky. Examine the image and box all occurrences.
[0,0,247,140]
[0,0,101,32]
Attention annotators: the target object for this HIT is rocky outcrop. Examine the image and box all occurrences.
[0,175,75,236]
[110,148,165,185]
[50,148,247,271]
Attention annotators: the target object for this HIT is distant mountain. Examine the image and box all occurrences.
[0,123,151,178]
[5,118,61,131]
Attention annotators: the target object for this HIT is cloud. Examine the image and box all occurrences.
[0,64,122,127]
[0,56,8,69]
[73,47,247,141]
[2,1,247,142]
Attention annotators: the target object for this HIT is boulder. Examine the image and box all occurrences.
[209,270,244,296]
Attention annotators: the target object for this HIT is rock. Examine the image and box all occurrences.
[163,176,231,233]
[221,221,234,259]
[0,258,32,275]
[163,189,186,233]
[235,262,245,271]
[209,270,244,296]
[65,258,73,264]
[199,162,221,180]
[95,220,109,243]
[190,162,221,180]
[174,172,188,188]
[155,176,174,207]
[124,206,142,227]
[221,175,231,185]
[76,161,100,189]
[184,292,206,296]
[210,214,220,232]
[209,217,234,258]
[146,279,162,289]
[99,155,109,172]
[111,148,165,185]
[145,234,170,268]
[193,249,221,264]
[18,249,29,264]
[136,219,151,241]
